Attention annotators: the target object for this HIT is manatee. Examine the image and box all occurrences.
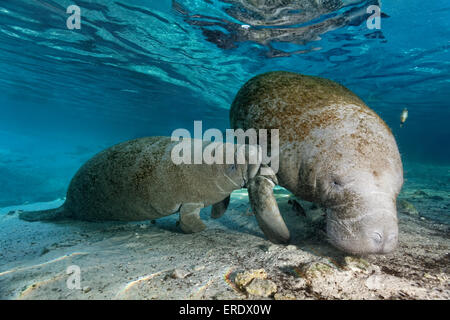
[19,137,289,242]
[229,71,403,254]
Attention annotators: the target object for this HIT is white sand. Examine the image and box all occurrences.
[0,186,448,300]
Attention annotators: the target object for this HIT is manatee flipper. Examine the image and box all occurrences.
[211,196,230,219]
[179,203,206,233]
[248,176,290,244]
[19,206,71,222]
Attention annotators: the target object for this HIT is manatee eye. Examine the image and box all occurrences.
[227,164,237,173]
[331,177,343,188]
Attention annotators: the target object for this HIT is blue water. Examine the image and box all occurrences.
[0,0,449,209]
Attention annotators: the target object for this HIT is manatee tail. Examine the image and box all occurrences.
[19,205,72,222]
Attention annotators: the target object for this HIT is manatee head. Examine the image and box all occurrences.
[321,163,402,255]
[293,106,404,255]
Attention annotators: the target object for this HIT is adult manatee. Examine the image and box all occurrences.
[229,71,403,254]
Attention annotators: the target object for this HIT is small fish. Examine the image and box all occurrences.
[288,199,306,217]
[400,108,408,127]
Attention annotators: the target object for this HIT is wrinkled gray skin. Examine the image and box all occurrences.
[19,137,288,242]
[229,71,404,254]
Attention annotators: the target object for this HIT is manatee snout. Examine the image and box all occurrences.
[326,199,399,255]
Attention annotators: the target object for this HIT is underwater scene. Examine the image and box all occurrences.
[0,0,449,301]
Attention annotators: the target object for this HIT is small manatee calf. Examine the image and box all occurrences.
[229,71,404,254]
[19,137,289,242]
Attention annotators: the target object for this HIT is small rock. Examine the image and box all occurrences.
[286,245,297,251]
[245,278,277,297]
[292,278,307,289]
[344,256,371,271]
[193,265,205,272]
[398,199,419,216]
[423,273,434,280]
[274,292,296,300]
[83,286,91,293]
[267,244,280,252]
[235,269,267,289]
[398,290,409,298]
[301,262,334,279]
[171,269,190,279]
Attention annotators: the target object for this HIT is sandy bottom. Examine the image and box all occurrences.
[0,165,449,300]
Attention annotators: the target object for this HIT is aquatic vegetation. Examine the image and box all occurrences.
[398,199,420,217]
